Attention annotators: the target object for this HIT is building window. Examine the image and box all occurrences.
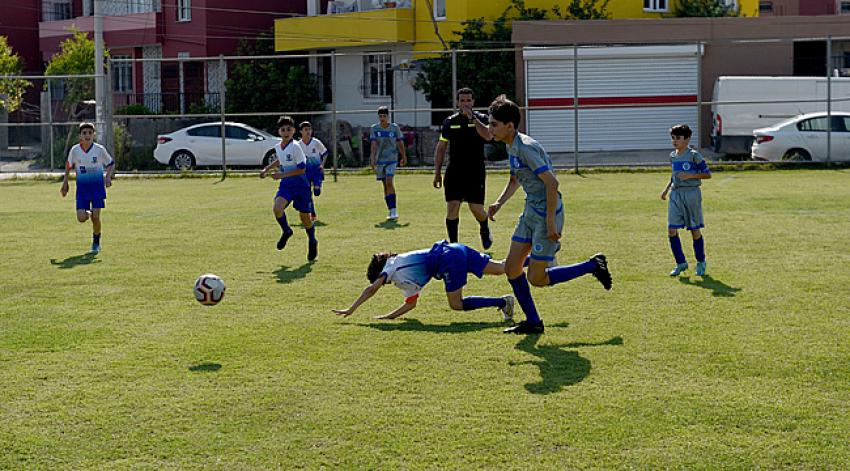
[363,53,393,98]
[432,0,446,19]
[42,1,72,21]
[758,1,772,13]
[643,0,668,12]
[112,56,133,93]
[177,0,191,21]
[841,2,850,14]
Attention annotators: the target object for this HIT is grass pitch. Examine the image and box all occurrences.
[1,169,850,469]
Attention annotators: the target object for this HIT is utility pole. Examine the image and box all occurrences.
[94,0,105,140]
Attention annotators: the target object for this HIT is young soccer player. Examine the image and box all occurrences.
[369,106,407,220]
[59,122,115,253]
[486,95,612,335]
[661,124,711,276]
[332,240,515,321]
[298,121,328,221]
[260,116,318,261]
[433,87,494,249]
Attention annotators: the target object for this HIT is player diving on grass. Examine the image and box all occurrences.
[332,240,515,321]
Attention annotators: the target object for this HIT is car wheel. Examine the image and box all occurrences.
[170,151,196,170]
[781,149,811,162]
[262,150,276,167]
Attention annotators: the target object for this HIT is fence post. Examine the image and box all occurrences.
[826,35,832,164]
[0,94,8,153]
[696,41,702,153]
[331,51,338,182]
[104,57,114,155]
[451,49,457,106]
[47,81,54,169]
[573,44,579,174]
[219,54,227,179]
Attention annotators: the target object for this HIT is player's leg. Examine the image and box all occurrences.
[441,248,507,315]
[384,170,398,219]
[445,200,461,243]
[667,192,689,275]
[688,190,706,276]
[294,192,318,261]
[691,228,706,275]
[468,202,492,250]
[503,239,542,334]
[89,206,103,253]
[76,209,90,223]
[273,195,294,250]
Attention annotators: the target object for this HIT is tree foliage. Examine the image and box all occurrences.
[225,32,325,130]
[673,0,739,17]
[44,29,108,113]
[412,0,610,115]
[0,36,31,112]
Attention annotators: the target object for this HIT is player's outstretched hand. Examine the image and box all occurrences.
[433,174,442,189]
[60,182,68,197]
[400,156,407,167]
[547,222,562,242]
[332,308,354,317]
[374,312,401,320]
[487,202,501,221]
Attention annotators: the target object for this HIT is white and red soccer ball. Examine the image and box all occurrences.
[194,273,225,306]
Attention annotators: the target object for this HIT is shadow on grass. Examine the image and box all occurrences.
[189,362,222,372]
[679,275,741,297]
[374,220,410,230]
[293,220,328,228]
[512,335,623,395]
[50,252,100,269]
[272,261,314,284]
[362,318,571,334]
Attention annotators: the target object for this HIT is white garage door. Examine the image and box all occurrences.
[524,45,702,152]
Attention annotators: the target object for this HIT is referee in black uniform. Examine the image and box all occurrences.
[433,87,494,249]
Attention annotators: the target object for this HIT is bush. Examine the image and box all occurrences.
[113,123,164,171]
[115,103,154,116]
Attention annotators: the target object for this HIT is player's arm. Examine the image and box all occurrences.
[369,141,378,169]
[661,179,673,200]
[274,163,306,180]
[332,276,385,317]
[433,139,447,188]
[396,139,407,166]
[259,158,280,178]
[487,175,520,221]
[539,171,561,242]
[104,153,116,187]
[472,114,493,141]
[60,160,72,197]
[375,295,418,320]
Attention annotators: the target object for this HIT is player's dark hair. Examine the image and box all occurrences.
[78,122,95,132]
[377,106,389,116]
[489,95,521,128]
[670,124,692,139]
[277,116,295,128]
[298,121,312,130]
[367,252,396,283]
[457,87,474,99]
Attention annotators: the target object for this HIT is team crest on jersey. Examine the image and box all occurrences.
[509,155,521,169]
[534,243,544,253]
[682,162,692,171]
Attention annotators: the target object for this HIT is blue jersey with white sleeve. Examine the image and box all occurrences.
[67,142,114,201]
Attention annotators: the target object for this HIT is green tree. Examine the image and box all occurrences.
[0,36,31,113]
[412,0,609,118]
[673,0,739,17]
[225,32,325,130]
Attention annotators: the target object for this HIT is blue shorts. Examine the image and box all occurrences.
[76,198,105,211]
[668,187,704,230]
[275,183,313,213]
[375,162,397,180]
[426,241,491,293]
[511,202,564,262]
[306,165,324,187]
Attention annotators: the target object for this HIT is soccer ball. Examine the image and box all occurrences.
[194,273,225,306]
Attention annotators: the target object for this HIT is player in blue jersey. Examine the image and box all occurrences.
[661,124,711,276]
[486,96,612,334]
[332,240,515,321]
[298,121,328,222]
[260,116,318,261]
[59,122,115,253]
[369,106,407,220]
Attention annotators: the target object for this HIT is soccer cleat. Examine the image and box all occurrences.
[90,243,101,254]
[503,320,544,335]
[480,227,493,250]
[307,239,318,261]
[590,253,613,290]
[498,295,515,323]
[669,262,689,276]
[695,261,707,276]
[276,229,294,250]
[387,208,399,220]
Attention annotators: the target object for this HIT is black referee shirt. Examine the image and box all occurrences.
[440,111,489,172]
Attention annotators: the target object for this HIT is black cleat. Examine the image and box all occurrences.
[307,239,318,261]
[503,320,544,334]
[276,229,294,250]
[591,253,612,290]
[480,227,493,250]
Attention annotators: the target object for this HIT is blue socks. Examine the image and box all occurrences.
[669,234,686,264]
[93,233,101,244]
[446,218,459,243]
[508,273,541,324]
[462,296,506,311]
[385,193,397,210]
[276,213,290,233]
[546,260,596,286]
[693,236,705,262]
[306,226,316,242]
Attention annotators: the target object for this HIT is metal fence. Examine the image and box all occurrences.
[3,34,850,175]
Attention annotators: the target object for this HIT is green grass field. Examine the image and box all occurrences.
[2,169,850,469]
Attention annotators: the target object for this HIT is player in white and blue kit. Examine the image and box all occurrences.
[298,121,328,221]
[661,124,711,276]
[369,106,407,220]
[60,122,115,253]
[487,96,612,334]
[260,116,318,261]
[332,240,515,321]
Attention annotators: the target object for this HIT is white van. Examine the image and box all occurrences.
[711,76,850,155]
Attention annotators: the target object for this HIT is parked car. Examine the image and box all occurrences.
[154,122,281,170]
[751,112,850,162]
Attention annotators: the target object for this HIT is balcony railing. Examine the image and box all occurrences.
[326,0,411,14]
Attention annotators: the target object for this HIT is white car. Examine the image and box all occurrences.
[154,122,281,170]
[751,112,850,161]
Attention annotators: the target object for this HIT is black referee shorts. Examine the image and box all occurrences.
[444,167,485,204]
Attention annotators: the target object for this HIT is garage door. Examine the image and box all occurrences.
[524,44,702,153]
